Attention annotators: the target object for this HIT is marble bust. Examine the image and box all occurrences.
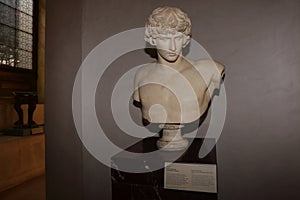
[133,7,225,150]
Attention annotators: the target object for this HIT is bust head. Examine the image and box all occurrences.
[145,7,192,62]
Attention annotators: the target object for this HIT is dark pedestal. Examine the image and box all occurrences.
[3,126,44,136]
[111,137,218,200]
[12,91,38,128]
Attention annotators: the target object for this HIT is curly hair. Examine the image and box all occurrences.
[145,7,192,45]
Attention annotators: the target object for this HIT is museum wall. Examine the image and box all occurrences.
[45,0,83,199]
[37,0,46,103]
[46,0,300,200]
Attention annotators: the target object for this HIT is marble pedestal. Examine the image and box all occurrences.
[111,137,218,200]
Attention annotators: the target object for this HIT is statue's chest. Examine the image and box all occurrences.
[139,67,211,102]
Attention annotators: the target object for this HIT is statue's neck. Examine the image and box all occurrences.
[157,54,189,72]
[157,54,185,69]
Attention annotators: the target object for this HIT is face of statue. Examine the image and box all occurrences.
[155,32,186,63]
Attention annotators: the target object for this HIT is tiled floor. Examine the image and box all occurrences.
[0,175,45,200]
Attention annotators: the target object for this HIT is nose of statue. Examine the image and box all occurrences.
[169,38,176,52]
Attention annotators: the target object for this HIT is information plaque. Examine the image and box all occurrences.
[164,162,217,193]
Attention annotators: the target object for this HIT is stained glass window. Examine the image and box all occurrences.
[0,0,34,69]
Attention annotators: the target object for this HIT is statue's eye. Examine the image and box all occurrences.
[175,36,183,41]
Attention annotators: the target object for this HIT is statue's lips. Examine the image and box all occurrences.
[167,53,178,56]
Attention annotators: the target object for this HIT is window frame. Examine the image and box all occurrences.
[0,0,38,97]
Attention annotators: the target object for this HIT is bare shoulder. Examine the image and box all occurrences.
[194,59,225,75]
[135,63,155,77]
[213,60,225,73]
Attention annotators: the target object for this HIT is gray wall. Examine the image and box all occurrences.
[46,0,300,199]
[46,0,83,199]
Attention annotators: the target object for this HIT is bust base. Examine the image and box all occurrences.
[157,124,188,151]
[111,137,218,200]
[156,138,188,151]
